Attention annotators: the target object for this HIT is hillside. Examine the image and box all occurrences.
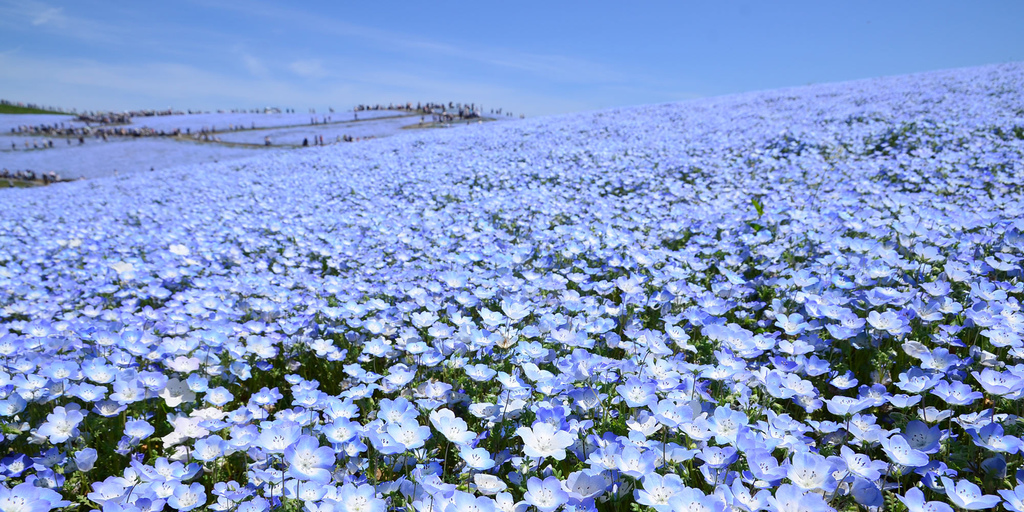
[1,63,1023,512]
[0,103,67,115]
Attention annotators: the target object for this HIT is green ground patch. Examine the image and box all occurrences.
[0,179,42,189]
[0,104,69,115]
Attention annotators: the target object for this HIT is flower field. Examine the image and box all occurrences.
[1,62,1024,512]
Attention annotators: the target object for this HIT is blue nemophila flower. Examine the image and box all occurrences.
[1,454,31,478]
[204,386,234,406]
[523,476,569,512]
[0,395,27,417]
[866,310,911,336]
[185,373,209,393]
[377,397,418,423]
[168,482,206,512]
[386,418,431,451]
[635,473,685,511]
[940,477,1001,510]
[835,445,886,481]
[124,418,155,441]
[787,451,837,492]
[110,378,147,405]
[67,382,107,403]
[36,404,85,444]
[828,370,858,390]
[40,360,80,382]
[931,380,983,406]
[745,449,788,486]
[904,420,943,454]
[322,418,360,445]
[474,474,508,495]
[336,483,386,512]
[517,421,574,461]
[562,470,609,501]
[134,457,201,483]
[972,368,1024,397]
[429,408,476,445]
[667,487,726,512]
[898,487,954,512]
[698,446,739,470]
[850,476,884,507]
[193,436,226,462]
[775,313,810,336]
[250,387,283,407]
[500,299,532,321]
[256,420,301,454]
[0,482,69,511]
[464,363,498,382]
[888,393,923,408]
[74,448,98,472]
[896,368,943,394]
[284,435,335,484]
[715,479,769,512]
[616,377,658,408]
[652,398,692,428]
[80,360,117,385]
[444,491,496,512]
[232,497,269,512]
[459,445,496,471]
[881,433,931,468]
[982,327,1023,350]
[980,454,1007,480]
[7,370,41,396]
[88,478,130,506]
[767,484,834,512]
[708,406,749,445]
[823,395,871,417]
[614,445,660,478]
[968,422,1023,454]
[918,348,963,373]
[999,484,1024,512]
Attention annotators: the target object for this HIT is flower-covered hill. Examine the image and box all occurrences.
[1,62,1023,512]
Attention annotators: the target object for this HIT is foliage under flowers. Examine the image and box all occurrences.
[1,63,1024,512]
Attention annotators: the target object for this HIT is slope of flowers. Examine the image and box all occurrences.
[1,62,1024,512]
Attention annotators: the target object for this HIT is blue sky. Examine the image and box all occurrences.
[1,1,1022,116]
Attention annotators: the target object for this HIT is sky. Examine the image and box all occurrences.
[1,1,1022,117]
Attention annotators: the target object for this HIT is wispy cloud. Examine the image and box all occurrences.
[0,1,698,115]
[288,59,328,79]
[0,0,121,43]
[198,0,622,84]
[234,48,269,77]
[30,6,62,26]
[0,51,580,115]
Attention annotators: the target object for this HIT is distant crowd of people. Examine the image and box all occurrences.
[1,168,65,185]
[355,101,523,120]
[6,121,186,151]
[4,100,525,152]
[4,97,524,122]
[77,107,295,125]
[76,112,133,124]
[354,101,482,115]
[301,134,373,146]
[11,120,170,137]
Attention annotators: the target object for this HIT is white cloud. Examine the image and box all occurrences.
[0,50,602,117]
[288,59,327,78]
[242,54,268,76]
[0,0,119,43]
[200,0,621,84]
[31,6,62,26]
